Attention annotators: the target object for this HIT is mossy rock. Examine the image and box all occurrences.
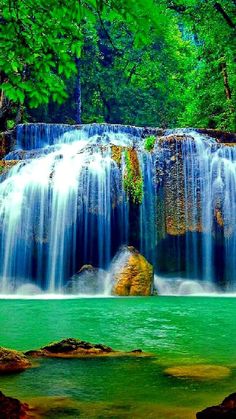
[25,338,147,359]
[0,347,31,374]
[165,364,230,380]
[112,246,154,296]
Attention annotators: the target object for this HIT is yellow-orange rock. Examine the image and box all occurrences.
[112,246,154,296]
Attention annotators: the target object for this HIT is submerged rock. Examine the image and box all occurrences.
[64,265,107,295]
[196,392,236,418]
[0,347,31,374]
[165,364,230,380]
[112,246,154,296]
[0,391,30,419]
[25,338,146,358]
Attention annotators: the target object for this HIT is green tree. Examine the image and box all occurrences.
[0,0,164,130]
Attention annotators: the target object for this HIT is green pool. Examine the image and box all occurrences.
[0,296,235,418]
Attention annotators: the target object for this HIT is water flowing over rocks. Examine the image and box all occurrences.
[111,246,154,296]
[0,123,235,293]
[64,265,107,295]
[0,347,31,374]
[196,392,236,418]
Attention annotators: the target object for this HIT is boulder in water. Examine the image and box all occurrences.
[0,391,30,419]
[196,392,236,418]
[0,347,31,374]
[165,364,230,380]
[25,338,147,358]
[64,265,106,295]
[111,246,154,296]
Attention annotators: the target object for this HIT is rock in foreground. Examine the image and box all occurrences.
[25,338,147,358]
[0,347,31,374]
[112,246,154,296]
[196,392,236,418]
[0,391,30,418]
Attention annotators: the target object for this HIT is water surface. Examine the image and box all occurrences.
[0,296,235,418]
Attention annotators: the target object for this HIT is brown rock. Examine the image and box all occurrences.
[0,391,30,419]
[196,392,236,418]
[24,338,147,359]
[112,246,154,296]
[0,347,31,374]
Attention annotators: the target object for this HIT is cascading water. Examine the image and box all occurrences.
[0,124,235,294]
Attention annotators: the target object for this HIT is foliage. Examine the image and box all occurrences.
[123,149,143,205]
[0,0,161,129]
[173,0,236,131]
[0,0,235,130]
[144,136,156,151]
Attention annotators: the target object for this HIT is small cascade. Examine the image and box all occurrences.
[0,124,235,294]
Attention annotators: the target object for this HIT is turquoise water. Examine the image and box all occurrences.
[0,296,235,418]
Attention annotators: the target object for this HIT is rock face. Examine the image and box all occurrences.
[112,246,154,296]
[196,392,236,418]
[64,265,106,295]
[0,347,31,374]
[0,391,30,419]
[25,338,146,358]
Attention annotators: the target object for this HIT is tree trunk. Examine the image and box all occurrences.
[214,3,236,28]
[74,57,82,124]
[221,62,232,100]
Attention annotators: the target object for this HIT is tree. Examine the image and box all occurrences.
[0,0,164,130]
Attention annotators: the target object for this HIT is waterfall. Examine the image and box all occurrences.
[0,124,235,294]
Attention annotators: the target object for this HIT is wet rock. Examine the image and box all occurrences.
[196,392,236,418]
[0,160,19,175]
[0,130,16,158]
[195,129,236,144]
[25,338,147,359]
[0,391,30,419]
[112,246,154,296]
[0,347,31,374]
[165,364,230,380]
[64,265,106,295]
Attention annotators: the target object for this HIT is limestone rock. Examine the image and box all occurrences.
[0,347,31,374]
[196,392,236,418]
[112,246,154,296]
[0,391,30,419]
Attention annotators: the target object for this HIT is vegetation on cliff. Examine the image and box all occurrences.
[123,149,143,205]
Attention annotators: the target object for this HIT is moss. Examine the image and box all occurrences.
[144,135,156,152]
[111,145,123,167]
[123,149,143,205]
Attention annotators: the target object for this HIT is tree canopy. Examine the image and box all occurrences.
[0,0,235,130]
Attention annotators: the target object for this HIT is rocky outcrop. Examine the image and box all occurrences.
[0,347,31,374]
[0,391,30,419]
[195,128,236,144]
[196,392,236,418]
[25,338,147,358]
[112,246,154,296]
